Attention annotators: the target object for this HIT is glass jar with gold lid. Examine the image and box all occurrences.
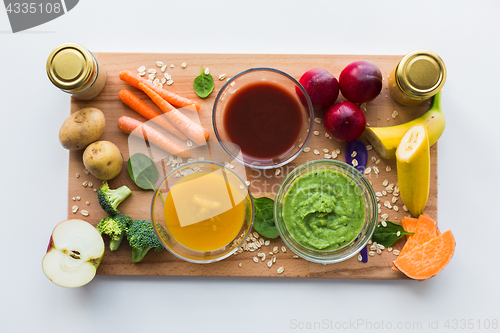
[46,43,106,100]
[388,49,446,106]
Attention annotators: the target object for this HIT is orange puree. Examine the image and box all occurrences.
[164,171,245,252]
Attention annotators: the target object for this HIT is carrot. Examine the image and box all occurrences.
[118,89,187,141]
[117,116,190,158]
[138,82,209,146]
[119,70,201,111]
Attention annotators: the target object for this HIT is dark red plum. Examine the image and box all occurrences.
[296,68,339,110]
[339,60,382,103]
[323,101,366,142]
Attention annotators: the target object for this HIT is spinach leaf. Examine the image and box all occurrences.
[252,196,279,239]
[193,66,214,98]
[372,221,414,247]
[127,153,159,191]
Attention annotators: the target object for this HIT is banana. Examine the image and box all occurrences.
[364,91,445,159]
[396,125,430,217]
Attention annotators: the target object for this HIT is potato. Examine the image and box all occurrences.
[59,108,105,150]
[83,141,123,180]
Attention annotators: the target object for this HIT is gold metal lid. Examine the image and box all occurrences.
[46,43,94,91]
[396,49,446,99]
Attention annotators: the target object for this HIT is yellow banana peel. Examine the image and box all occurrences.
[364,91,445,159]
[396,125,430,217]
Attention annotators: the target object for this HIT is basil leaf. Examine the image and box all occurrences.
[372,221,414,247]
[127,153,159,191]
[193,66,214,98]
[252,196,279,239]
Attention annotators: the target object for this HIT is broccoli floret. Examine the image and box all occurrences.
[96,214,133,251]
[126,219,164,263]
[97,183,132,216]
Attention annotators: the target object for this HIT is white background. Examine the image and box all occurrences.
[1,1,499,332]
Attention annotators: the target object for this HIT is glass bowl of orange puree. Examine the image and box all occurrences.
[151,161,254,263]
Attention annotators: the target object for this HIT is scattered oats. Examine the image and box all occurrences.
[75,173,80,178]
[238,263,242,267]
[298,143,304,148]
[204,67,210,75]
[245,180,251,186]
[253,257,259,263]
[138,65,146,73]
[386,165,392,172]
[273,246,279,254]
[396,230,401,237]
[148,73,156,81]
[375,159,381,165]
[264,240,270,246]
[153,78,160,86]
[170,64,175,68]
[368,251,375,257]
[86,201,90,205]
[82,181,88,187]
[313,130,320,136]
[381,220,388,227]
[393,249,400,256]
[160,64,167,72]
[392,110,399,119]
[267,260,273,268]
[93,189,97,192]
[352,159,358,167]
[370,245,376,251]
[281,246,287,253]
[239,185,244,190]
[373,166,380,175]
[335,149,341,154]
[357,254,363,262]
[394,185,400,195]
[366,145,373,151]
[81,210,89,217]
[164,73,172,80]
[166,79,174,86]
[75,196,80,201]
[371,156,377,163]
[351,151,357,158]
[324,154,331,159]
[186,140,193,148]
[376,248,382,255]
[181,62,187,69]
[72,197,76,201]
[391,196,398,204]
[275,169,281,176]
[393,205,399,212]
[218,74,227,81]
[156,61,164,68]
[303,147,311,153]
[139,71,146,76]
[161,77,167,85]
[148,68,157,74]
[229,164,235,169]
[314,117,322,124]
[364,167,372,175]
[381,213,389,220]
[382,190,387,196]
[378,244,385,250]
[277,267,284,274]
[331,152,338,159]
[375,192,383,197]
[272,255,276,263]
[72,206,78,213]
[293,255,299,259]
[313,149,320,155]
[360,103,367,112]
[387,247,393,252]
[387,118,390,121]
[253,232,260,238]
[323,149,329,153]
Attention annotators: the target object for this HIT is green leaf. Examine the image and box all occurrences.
[372,221,414,247]
[252,196,279,239]
[127,153,159,191]
[193,66,214,98]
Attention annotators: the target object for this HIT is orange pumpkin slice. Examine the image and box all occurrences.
[400,216,418,240]
[393,230,455,280]
[399,213,439,257]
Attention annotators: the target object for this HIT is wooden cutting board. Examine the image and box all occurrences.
[68,53,438,279]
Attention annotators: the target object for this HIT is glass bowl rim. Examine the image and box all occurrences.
[273,159,378,264]
[150,160,255,264]
[212,67,315,170]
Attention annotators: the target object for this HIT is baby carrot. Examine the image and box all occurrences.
[118,89,187,141]
[138,82,209,146]
[119,70,201,112]
[117,116,191,158]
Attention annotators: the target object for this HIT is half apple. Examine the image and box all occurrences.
[42,219,105,288]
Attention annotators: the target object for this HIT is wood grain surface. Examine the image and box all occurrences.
[67,53,438,279]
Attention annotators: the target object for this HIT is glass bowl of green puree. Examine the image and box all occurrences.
[274,159,378,264]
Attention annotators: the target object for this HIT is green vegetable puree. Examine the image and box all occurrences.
[283,169,365,251]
